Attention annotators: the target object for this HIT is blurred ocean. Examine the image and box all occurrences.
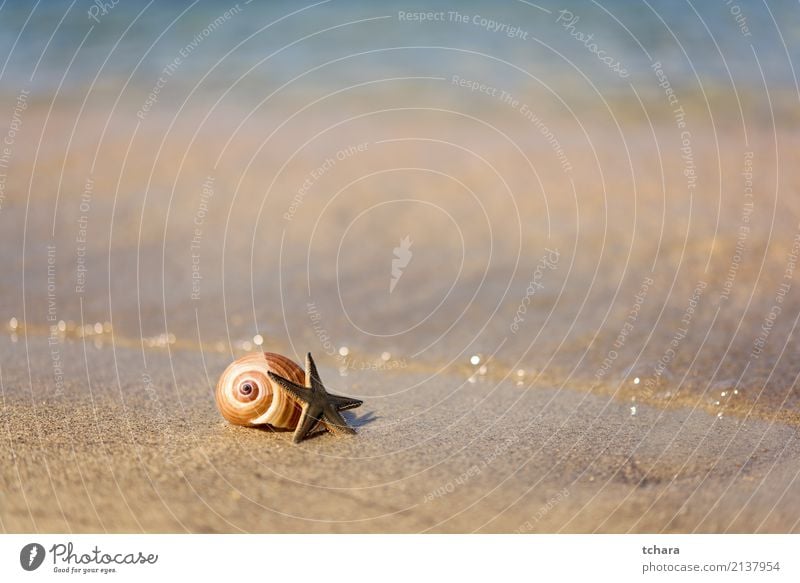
[1,0,798,105]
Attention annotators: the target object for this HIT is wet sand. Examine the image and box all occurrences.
[2,104,800,532]
[2,333,799,533]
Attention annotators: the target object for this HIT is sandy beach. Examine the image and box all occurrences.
[2,330,800,533]
[2,1,800,534]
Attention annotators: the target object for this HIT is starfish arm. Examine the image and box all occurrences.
[322,406,356,435]
[293,407,322,444]
[268,371,311,405]
[305,352,323,390]
[327,393,363,411]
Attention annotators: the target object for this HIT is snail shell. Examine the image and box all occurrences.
[215,352,306,428]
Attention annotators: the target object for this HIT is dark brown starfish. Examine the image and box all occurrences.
[268,352,363,443]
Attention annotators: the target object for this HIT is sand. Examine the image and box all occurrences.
[2,332,799,533]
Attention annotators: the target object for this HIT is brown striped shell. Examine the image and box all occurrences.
[215,352,306,428]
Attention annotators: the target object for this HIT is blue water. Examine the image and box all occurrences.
[0,0,798,103]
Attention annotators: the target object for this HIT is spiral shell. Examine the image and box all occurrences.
[215,352,306,428]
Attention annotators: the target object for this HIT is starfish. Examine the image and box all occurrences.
[268,352,363,443]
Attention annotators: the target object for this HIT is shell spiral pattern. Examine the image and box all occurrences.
[215,352,306,428]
